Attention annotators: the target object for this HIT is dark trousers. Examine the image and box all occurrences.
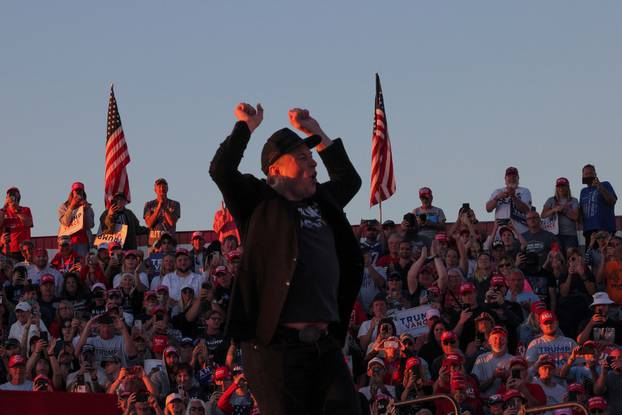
[241,330,361,415]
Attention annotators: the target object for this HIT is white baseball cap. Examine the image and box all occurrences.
[165,393,183,406]
[15,301,32,312]
[425,308,441,321]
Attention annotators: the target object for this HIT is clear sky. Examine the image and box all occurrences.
[1,1,621,237]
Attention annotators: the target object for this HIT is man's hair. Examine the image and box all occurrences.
[176,363,193,377]
[205,309,222,320]
[371,294,387,305]
[582,163,596,171]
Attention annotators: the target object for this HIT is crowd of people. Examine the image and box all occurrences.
[0,160,620,415]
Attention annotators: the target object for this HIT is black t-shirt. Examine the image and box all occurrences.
[578,316,622,345]
[280,201,340,323]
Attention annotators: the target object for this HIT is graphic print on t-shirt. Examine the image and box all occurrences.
[298,203,326,230]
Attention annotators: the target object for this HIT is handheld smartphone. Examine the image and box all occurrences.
[582,177,595,186]
[461,304,471,311]
[40,331,48,342]
[511,368,521,379]
[568,391,578,402]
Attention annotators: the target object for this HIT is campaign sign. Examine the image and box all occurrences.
[391,304,432,337]
[58,206,84,236]
[93,224,128,247]
[148,252,164,278]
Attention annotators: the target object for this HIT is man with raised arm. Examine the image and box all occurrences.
[210,102,363,414]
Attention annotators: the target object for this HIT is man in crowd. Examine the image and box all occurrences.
[358,247,386,312]
[75,313,137,367]
[0,355,33,390]
[99,192,147,250]
[413,187,446,240]
[471,325,514,398]
[210,102,362,414]
[577,292,622,345]
[161,248,203,302]
[143,178,181,249]
[533,355,567,405]
[386,239,414,285]
[358,295,388,352]
[51,235,82,274]
[526,311,577,370]
[579,164,617,246]
[496,356,546,408]
[188,231,209,273]
[594,347,622,414]
[28,247,63,294]
[486,167,532,234]
[0,187,33,261]
[359,219,383,265]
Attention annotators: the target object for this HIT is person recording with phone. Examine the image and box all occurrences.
[413,187,446,240]
[486,167,532,235]
[594,347,622,414]
[99,192,148,250]
[0,187,33,261]
[579,164,617,247]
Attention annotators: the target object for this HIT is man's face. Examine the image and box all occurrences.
[540,320,557,336]
[500,230,513,245]
[505,173,519,187]
[15,309,29,324]
[507,272,524,291]
[441,338,457,354]
[398,241,411,259]
[461,291,477,307]
[270,145,318,200]
[365,225,379,242]
[9,364,25,383]
[489,333,507,353]
[176,370,191,390]
[21,245,33,261]
[367,363,385,378]
[582,166,596,182]
[176,255,190,272]
[387,236,400,255]
[446,249,458,266]
[538,364,554,381]
[594,304,609,317]
[371,300,387,318]
[420,195,432,207]
[215,272,232,288]
[97,249,109,262]
[123,256,137,270]
[155,183,168,198]
[40,282,54,297]
[98,322,113,339]
[192,238,203,251]
[526,212,541,230]
[206,313,223,331]
[34,252,48,268]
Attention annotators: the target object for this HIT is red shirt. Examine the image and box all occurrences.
[436,376,483,415]
[1,206,33,253]
[51,251,82,274]
[376,254,399,268]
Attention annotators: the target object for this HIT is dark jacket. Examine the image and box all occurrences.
[99,208,148,250]
[209,121,363,346]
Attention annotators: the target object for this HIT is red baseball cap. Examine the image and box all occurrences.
[441,331,458,343]
[531,300,547,315]
[40,274,55,285]
[556,177,569,187]
[588,397,607,410]
[505,167,519,176]
[143,290,157,299]
[175,248,190,257]
[9,355,26,368]
[405,357,421,371]
[491,274,506,287]
[191,231,203,240]
[503,389,525,402]
[156,285,169,293]
[419,187,432,197]
[226,249,242,261]
[214,265,228,275]
[434,233,448,242]
[568,383,585,393]
[460,282,476,295]
[442,353,464,367]
[124,249,139,258]
[163,346,179,356]
[537,355,556,368]
[509,356,528,369]
[71,182,85,191]
[539,310,557,325]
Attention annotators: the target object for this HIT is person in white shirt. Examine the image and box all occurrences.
[486,166,532,235]
[533,355,567,405]
[161,248,203,302]
[471,325,514,398]
[8,302,49,353]
[0,355,33,391]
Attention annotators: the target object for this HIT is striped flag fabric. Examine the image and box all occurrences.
[104,85,131,208]
[370,73,396,207]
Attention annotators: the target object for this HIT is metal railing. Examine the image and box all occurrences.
[524,401,588,415]
[391,393,459,414]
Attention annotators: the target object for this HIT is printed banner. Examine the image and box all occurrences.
[93,224,128,247]
[58,206,84,236]
[390,304,432,337]
[540,214,559,235]
[148,252,164,278]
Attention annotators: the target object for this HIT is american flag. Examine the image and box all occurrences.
[105,85,131,208]
[370,73,396,207]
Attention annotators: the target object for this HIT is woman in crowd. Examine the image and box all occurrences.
[541,177,580,254]
[60,273,90,312]
[418,320,448,367]
[57,182,95,257]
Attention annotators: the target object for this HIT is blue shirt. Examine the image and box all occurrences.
[580,182,617,232]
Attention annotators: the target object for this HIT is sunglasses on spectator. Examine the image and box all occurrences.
[442,340,456,346]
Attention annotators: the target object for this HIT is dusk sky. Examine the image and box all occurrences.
[1,1,621,236]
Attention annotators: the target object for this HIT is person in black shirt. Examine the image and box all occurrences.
[577,292,622,345]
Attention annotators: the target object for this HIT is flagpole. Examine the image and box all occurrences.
[378,200,383,224]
